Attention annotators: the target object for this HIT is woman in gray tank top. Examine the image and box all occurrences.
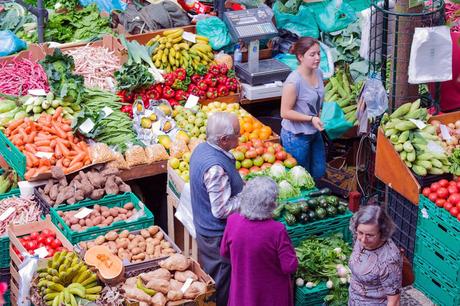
[280,37,326,179]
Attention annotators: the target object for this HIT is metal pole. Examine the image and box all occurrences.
[15,0,48,43]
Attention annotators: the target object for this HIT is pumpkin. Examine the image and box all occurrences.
[84,245,124,285]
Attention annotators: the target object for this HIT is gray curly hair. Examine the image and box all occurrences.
[239,176,279,220]
[349,205,396,241]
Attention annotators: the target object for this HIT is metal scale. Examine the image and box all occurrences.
[223,5,290,92]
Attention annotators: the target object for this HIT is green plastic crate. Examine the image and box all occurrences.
[413,256,460,306]
[3,289,10,306]
[415,229,459,283]
[295,282,329,306]
[50,192,154,244]
[0,131,26,179]
[0,188,21,269]
[418,195,460,254]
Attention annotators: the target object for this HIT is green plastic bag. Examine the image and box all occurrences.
[196,17,231,50]
[273,1,319,38]
[305,0,357,33]
[320,102,353,140]
[344,0,371,12]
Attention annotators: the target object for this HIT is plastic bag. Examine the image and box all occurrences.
[90,142,116,164]
[170,138,189,159]
[196,17,231,50]
[361,76,388,118]
[273,2,319,38]
[0,30,27,57]
[145,144,169,163]
[107,151,129,170]
[79,0,127,13]
[125,145,148,167]
[306,0,357,33]
[344,0,371,12]
[320,102,353,140]
[408,26,452,84]
[18,255,38,306]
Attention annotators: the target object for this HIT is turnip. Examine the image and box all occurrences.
[333,247,342,254]
[337,266,348,278]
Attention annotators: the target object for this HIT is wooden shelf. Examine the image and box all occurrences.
[119,160,168,181]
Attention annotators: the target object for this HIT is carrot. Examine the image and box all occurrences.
[50,139,56,149]
[28,153,39,167]
[25,168,37,180]
[24,144,37,154]
[62,159,71,167]
[36,146,54,153]
[25,153,33,168]
[84,159,91,166]
[52,107,63,120]
[54,143,63,159]
[61,124,72,132]
[39,159,51,168]
[56,141,70,157]
[6,118,25,133]
[64,162,83,174]
[36,166,50,175]
[51,121,66,139]
[27,131,37,143]
[56,159,63,168]
[34,140,51,147]
[70,152,86,167]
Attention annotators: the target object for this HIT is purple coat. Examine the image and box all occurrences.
[220,213,298,306]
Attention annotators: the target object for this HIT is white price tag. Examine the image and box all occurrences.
[181,278,194,293]
[182,32,196,43]
[74,207,93,219]
[427,141,445,154]
[28,89,47,96]
[79,118,95,134]
[0,207,15,221]
[34,246,49,258]
[409,118,426,130]
[184,95,199,109]
[35,152,54,159]
[101,106,114,119]
[440,124,452,141]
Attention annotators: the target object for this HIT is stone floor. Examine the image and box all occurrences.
[401,286,436,306]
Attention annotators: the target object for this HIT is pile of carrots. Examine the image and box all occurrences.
[5,107,91,179]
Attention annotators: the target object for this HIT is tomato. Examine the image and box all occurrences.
[428,193,438,202]
[444,202,454,211]
[449,181,457,187]
[435,199,446,207]
[42,229,55,237]
[30,232,39,240]
[37,234,46,244]
[38,242,45,248]
[431,182,441,192]
[22,235,31,242]
[448,185,458,195]
[45,237,54,246]
[26,241,37,250]
[450,206,459,217]
[457,202,460,210]
[437,188,449,199]
[439,179,449,187]
[448,194,460,205]
[55,246,64,252]
[422,187,431,197]
[51,239,62,249]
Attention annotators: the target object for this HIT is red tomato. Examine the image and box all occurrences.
[448,185,458,195]
[422,187,431,197]
[450,207,459,217]
[55,246,64,252]
[45,237,54,246]
[22,235,31,242]
[454,177,460,182]
[449,194,460,205]
[29,232,39,240]
[444,202,454,211]
[449,181,457,187]
[45,246,54,257]
[51,239,62,249]
[38,243,45,248]
[431,182,441,192]
[456,182,460,190]
[428,193,438,202]
[41,229,55,237]
[37,234,46,244]
[26,241,37,250]
[439,179,449,187]
[435,199,446,207]
[437,188,449,199]
[457,202,460,210]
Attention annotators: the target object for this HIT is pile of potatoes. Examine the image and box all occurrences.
[123,254,208,306]
[79,226,176,263]
[58,203,138,232]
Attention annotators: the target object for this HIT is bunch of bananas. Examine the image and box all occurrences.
[37,250,102,306]
[148,28,215,73]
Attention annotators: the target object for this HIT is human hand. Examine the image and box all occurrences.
[312,116,324,131]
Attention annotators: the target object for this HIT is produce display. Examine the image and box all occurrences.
[38,166,130,206]
[0,58,50,96]
[0,2,36,42]
[422,178,460,220]
[0,196,41,236]
[13,228,65,259]
[148,28,215,73]
[56,202,139,232]
[5,110,91,179]
[295,235,352,306]
[274,189,349,225]
[122,254,208,304]
[0,94,27,129]
[0,169,18,194]
[78,226,177,263]
[381,100,450,176]
[429,119,460,156]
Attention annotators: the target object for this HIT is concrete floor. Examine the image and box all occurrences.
[401,286,436,306]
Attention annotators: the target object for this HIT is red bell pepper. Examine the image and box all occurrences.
[217,84,229,97]
[191,74,202,85]
[209,64,220,76]
[219,63,229,75]
[175,68,187,81]
[168,98,180,107]
[155,84,163,95]
[188,84,201,97]
[204,73,218,88]
[217,75,227,85]
[164,73,177,87]
[163,86,176,99]
[175,89,188,102]
[226,77,238,92]
[206,87,218,99]
[199,90,206,99]
[197,80,208,91]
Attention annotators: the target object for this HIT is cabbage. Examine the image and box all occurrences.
[278,180,300,200]
[269,163,286,180]
[288,166,315,189]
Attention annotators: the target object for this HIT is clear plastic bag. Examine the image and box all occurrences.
[188,138,205,152]
[125,145,148,167]
[170,138,189,159]
[0,30,27,57]
[18,255,38,306]
[361,76,388,119]
[90,142,116,164]
[107,151,129,170]
[145,144,170,163]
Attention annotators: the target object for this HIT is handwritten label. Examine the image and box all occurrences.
[28,89,47,96]
[409,118,426,130]
[74,207,93,219]
[184,95,199,109]
[0,207,15,221]
[440,124,452,141]
[181,278,194,293]
[79,118,95,134]
[35,152,54,159]
[101,106,114,119]
[182,32,196,43]
[427,141,445,154]
[34,246,49,258]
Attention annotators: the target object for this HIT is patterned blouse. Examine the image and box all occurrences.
[348,239,402,305]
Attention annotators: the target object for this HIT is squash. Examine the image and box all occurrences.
[84,245,124,285]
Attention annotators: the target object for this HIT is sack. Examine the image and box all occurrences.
[408,26,452,84]
[344,0,371,12]
[196,17,231,50]
[79,0,127,13]
[400,249,415,287]
[305,0,357,33]
[273,2,320,38]
[321,102,353,140]
[0,30,27,57]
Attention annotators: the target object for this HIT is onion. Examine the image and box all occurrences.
[305,282,314,288]
[326,280,334,289]
[296,278,304,287]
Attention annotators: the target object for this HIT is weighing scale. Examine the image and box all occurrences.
[223,5,291,87]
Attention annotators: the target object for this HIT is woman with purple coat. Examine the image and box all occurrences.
[220,176,298,306]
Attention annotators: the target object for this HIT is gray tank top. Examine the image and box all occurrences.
[281,69,325,135]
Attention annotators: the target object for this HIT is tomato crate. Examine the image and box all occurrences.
[418,195,460,254]
[413,256,460,306]
[50,192,155,244]
[295,282,329,306]
[415,229,460,283]
[0,131,26,179]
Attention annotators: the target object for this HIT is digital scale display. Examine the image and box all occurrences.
[224,7,278,41]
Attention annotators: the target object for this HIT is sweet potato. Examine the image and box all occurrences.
[159,254,190,271]
[51,166,65,179]
[44,180,54,194]
[49,184,59,201]
[141,268,171,282]
[87,172,105,188]
[151,292,166,306]
[55,186,74,204]
[101,168,119,177]
[118,182,131,193]
[183,281,207,299]
[105,175,119,195]
[123,287,153,304]
[169,279,184,291]
[174,270,198,282]
[167,290,183,301]
[146,279,169,294]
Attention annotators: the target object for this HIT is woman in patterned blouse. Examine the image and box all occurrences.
[348,205,402,306]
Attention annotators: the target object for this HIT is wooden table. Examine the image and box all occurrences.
[119,160,168,181]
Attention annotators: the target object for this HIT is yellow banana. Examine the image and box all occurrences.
[86,286,103,294]
[163,28,184,37]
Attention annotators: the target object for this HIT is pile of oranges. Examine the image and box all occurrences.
[239,116,273,141]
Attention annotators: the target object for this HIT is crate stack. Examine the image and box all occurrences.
[413,196,460,306]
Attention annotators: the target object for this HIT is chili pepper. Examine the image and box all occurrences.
[206,87,218,99]
[209,64,220,76]
[204,73,218,88]
[188,84,201,96]
[197,80,208,91]
[217,84,229,97]
[163,86,176,99]
[186,65,194,76]
[226,77,238,91]
[191,74,202,84]
[175,89,187,102]
[219,63,229,75]
[217,75,227,85]
[175,68,187,81]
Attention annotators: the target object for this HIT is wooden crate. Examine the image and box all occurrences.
[0,43,47,64]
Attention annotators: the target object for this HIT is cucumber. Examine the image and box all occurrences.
[308,188,331,197]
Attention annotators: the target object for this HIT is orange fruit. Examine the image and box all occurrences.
[243,122,253,133]
[243,116,253,124]
[249,131,259,140]
[261,126,272,135]
[253,121,263,130]
[259,131,270,140]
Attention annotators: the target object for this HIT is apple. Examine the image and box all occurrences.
[235,161,241,169]
[251,139,263,148]
[239,135,248,143]
[274,160,284,165]
[253,156,264,167]
[245,150,257,159]
[239,168,250,176]
[255,146,264,155]
[262,152,276,163]
[265,146,275,154]
[241,159,253,168]
[169,157,180,169]
[232,151,245,161]
[250,166,261,173]
[183,152,192,163]
[261,163,272,170]
[272,143,282,152]
[284,157,297,168]
[179,161,189,172]
[275,151,287,161]
[236,145,248,154]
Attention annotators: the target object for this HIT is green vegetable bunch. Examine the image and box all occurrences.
[115,63,156,92]
[24,0,80,10]
[448,148,460,176]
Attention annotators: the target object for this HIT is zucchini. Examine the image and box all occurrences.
[272,203,285,219]
[412,165,427,176]
[390,103,412,119]
[308,188,331,197]
[284,212,296,226]
[403,141,414,153]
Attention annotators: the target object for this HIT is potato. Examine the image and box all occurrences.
[124,202,134,210]
[184,281,206,299]
[138,241,146,251]
[101,210,111,218]
[159,254,190,271]
[154,245,161,257]
[128,242,138,250]
[85,219,94,227]
[104,216,114,225]
[71,224,82,231]
[79,242,88,250]
[108,241,117,249]
[126,211,133,218]
[116,238,130,249]
[94,236,106,245]
[132,253,146,261]
[146,238,155,244]
[169,279,183,291]
[119,252,131,261]
[69,217,79,225]
[140,229,150,238]
[118,208,128,214]
[167,290,183,301]
[131,247,142,255]
[160,241,171,249]
[162,248,175,254]
[145,279,169,294]
[109,208,119,217]
[79,219,86,226]
[174,270,198,282]
[119,230,129,238]
[154,232,164,240]
[105,231,118,241]
[152,238,161,246]
[141,268,171,282]
[93,204,101,212]
[118,214,127,220]
[113,217,122,223]
[148,226,159,236]
[128,234,136,240]
[87,241,96,249]
[146,244,155,255]
[92,216,102,226]
[101,206,109,212]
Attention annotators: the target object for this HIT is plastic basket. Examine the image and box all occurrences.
[415,229,459,283]
[418,195,460,254]
[0,131,26,179]
[50,192,155,244]
[413,256,460,306]
[295,282,329,306]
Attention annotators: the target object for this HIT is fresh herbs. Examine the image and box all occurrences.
[115,63,156,92]
[24,0,80,10]
[448,148,460,176]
